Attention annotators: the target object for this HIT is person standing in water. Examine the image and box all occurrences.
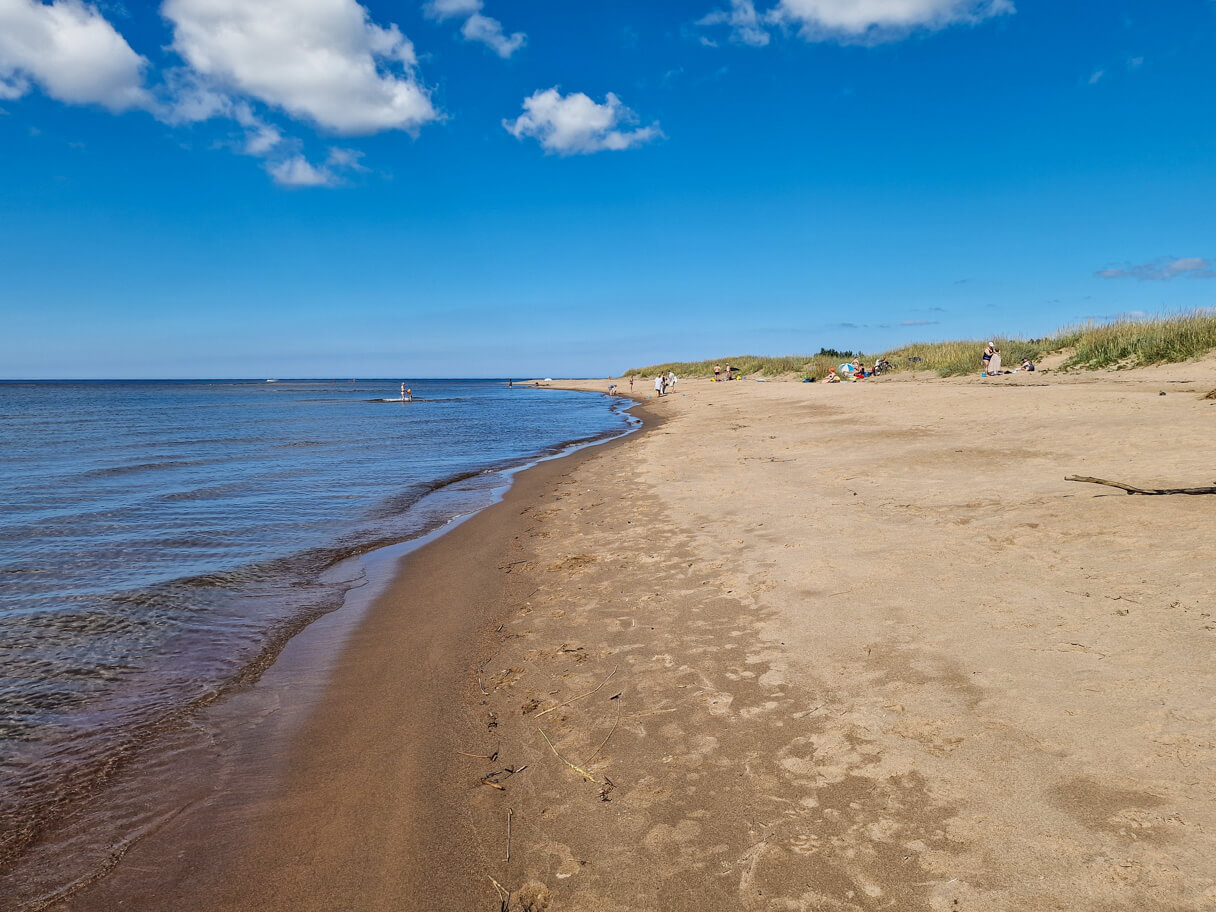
[400,383,406,401]
[406,388,413,402]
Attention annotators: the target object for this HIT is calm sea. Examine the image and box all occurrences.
[0,379,631,881]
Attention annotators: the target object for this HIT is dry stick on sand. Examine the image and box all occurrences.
[1065,475,1216,496]
[476,651,500,697]
[480,765,528,791]
[535,665,618,718]
[537,729,597,782]
[456,743,499,761]
[506,808,513,863]
[488,876,510,912]
[583,692,622,766]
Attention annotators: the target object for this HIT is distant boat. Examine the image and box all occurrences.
[266,379,278,383]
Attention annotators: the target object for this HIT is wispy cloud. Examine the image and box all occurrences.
[901,320,941,326]
[1096,257,1214,281]
[267,155,336,187]
[697,0,1013,47]
[327,147,367,171]
[424,0,525,58]
[697,0,770,47]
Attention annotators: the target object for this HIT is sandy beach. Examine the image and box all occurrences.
[52,363,1216,911]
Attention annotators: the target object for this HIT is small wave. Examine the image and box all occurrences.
[79,460,217,480]
[362,468,491,521]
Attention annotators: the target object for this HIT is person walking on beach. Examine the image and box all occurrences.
[668,371,677,389]
[713,364,721,381]
[654,374,664,397]
[629,376,634,392]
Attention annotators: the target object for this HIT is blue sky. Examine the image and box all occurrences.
[1,0,1214,378]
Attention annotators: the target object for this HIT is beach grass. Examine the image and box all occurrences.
[1060,311,1216,369]
[623,311,1216,379]
[621,353,849,381]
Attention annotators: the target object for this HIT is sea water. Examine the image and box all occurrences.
[0,379,630,884]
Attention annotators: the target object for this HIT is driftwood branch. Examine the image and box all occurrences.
[1065,475,1216,496]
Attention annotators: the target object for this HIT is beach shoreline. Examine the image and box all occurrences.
[38,363,1216,911]
[31,396,659,911]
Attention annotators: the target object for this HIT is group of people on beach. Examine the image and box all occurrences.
[982,343,1035,376]
[824,357,890,383]
[712,363,736,381]
[654,371,677,396]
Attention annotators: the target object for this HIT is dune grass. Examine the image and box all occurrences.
[621,353,853,380]
[1060,312,1216,369]
[623,311,1216,380]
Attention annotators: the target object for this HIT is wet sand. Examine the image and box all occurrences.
[55,363,1216,911]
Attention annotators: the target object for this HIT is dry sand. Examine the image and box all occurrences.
[52,363,1216,911]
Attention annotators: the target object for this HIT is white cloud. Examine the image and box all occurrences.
[700,0,1013,45]
[777,0,1013,37]
[1096,257,1214,281]
[1088,67,1105,85]
[162,0,437,134]
[504,88,661,155]
[425,0,525,58]
[697,0,770,47]
[462,12,525,57]
[0,0,150,110]
[267,154,336,187]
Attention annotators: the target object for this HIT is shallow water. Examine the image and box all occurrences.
[0,379,629,875]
